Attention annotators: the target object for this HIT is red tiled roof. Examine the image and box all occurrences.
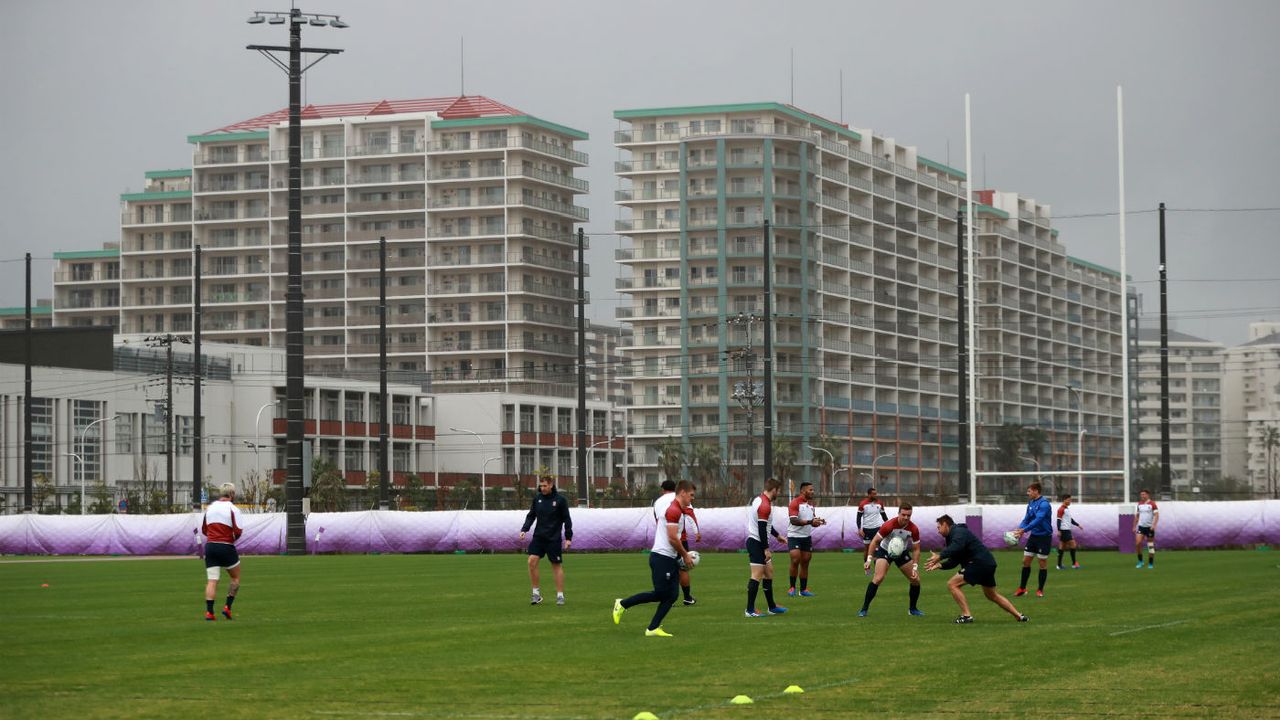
[203,95,526,134]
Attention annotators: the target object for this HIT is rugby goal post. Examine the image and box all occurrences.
[972,469,1125,503]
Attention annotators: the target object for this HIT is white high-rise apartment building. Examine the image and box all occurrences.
[613,102,1125,498]
[1222,322,1280,494]
[56,96,589,397]
[1134,328,1224,491]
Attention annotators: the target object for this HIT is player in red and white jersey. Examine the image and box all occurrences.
[613,481,697,637]
[653,479,702,606]
[858,503,924,617]
[787,482,826,597]
[857,487,889,547]
[744,478,789,617]
[200,482,243,621]
[1133,489,1160,569]
[1055,493,1083,570]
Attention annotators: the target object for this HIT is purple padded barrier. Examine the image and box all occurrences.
[2,501,1277,556]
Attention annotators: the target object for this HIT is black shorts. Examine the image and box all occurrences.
[204,542,240,569]
[962,563,998,588]
[873,546,913,568]
[1137,526,1155,539]
[747,538,769,565]
[862,527,881,544]
[1058,530,1074,543]
[527,536,563,564]
[787,537,813,552]
[1023,534,1052,557]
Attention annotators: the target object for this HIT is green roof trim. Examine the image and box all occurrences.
[54,249,120,260]
[186,130,269,144]
[144,169,191,179]
[974,203,1009,219]
[1068,256,1121,278]
[120,190,192,202]
[430,115,588,140]
[0,305,52,316]
[918,156,966,180]
[1051,228,1060,237]
[614,102,862,143]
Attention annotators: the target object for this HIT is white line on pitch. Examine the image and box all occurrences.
[1109,619,1189,636]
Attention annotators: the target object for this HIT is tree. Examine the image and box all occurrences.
[687,441,723,499]
[308,458,347,512]
[991,423,1024,472]
[1261,425,1279,498]
[655,436,686,483]
[33,473,54,513]
[89,480,114,514]
[771,437,797,493]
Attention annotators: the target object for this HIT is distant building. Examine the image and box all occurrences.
[1221,322,1280,493]
[1134,328,1224,491]
[0,302,52,330]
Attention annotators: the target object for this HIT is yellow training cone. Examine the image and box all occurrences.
[730,695,754,705]
[784,685,804,694]
[633,713,660,720]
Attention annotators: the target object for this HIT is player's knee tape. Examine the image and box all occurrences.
[206,566,221,581]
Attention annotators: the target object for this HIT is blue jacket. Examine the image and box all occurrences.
[938,523,996,570]
[521,490,573,541]
[1019,495,1052,537]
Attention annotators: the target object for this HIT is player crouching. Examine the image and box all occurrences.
[925,514,1027,624]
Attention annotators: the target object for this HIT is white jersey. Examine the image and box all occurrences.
[652,491,675,524]
[787,495,816,538]
[1057,504,1075,531]
[745,493,775,542]
[651,498,686,558]
[1136,500,1158,528]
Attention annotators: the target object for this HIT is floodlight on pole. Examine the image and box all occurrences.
[246,6,345,554]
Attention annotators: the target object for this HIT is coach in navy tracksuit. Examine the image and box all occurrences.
[1010,481,1053,597]
[926,514,1027,623]
[519,476,573,606]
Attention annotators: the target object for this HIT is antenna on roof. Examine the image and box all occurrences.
[789,48,794,105]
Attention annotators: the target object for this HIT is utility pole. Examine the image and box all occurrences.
[378,236,389,510]
[193,245,203,510]
[146,333,188,509]
[1157,202,1171,499]
[577,227,587,506]
[762,220,774,489]
[23,253,33,512]
[730,312,764,494]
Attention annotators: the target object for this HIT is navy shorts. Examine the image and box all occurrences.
[747,538,769,565]
[962,563,998,588]
[787,537,813,552]
[862,527,881,544]
[527,536,563,564]
[1023,533,1052,557]
[1059,530,1074,543]
[204,542,240,569]
[1137,526,1155,539]
[873,546,913,568]
[649,553,680,602]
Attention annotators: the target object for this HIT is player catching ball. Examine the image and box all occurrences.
[858,503,923,617]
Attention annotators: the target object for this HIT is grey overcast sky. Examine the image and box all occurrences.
[2,0,1277,346]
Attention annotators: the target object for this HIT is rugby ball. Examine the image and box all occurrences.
[678,550,701,570]
[886,535,908,559]
[1003,530,1019,547]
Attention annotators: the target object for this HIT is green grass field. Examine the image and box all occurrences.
[3,549,1279,720]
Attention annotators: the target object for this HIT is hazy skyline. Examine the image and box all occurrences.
[2,0,1276,346]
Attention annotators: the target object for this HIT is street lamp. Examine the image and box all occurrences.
[1019,454,1044,496]
[253,402,277,481]
[1066,385,1085,501]
[247,6,346,554]
[587,436,615,508]
[481,456,501,510]
[77,414,118,515]
[872,451,896,497]
[807,445,837,498]
[65,452,83,514]
[449,427,487,510]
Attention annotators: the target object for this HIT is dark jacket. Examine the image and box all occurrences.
[521,490,573,541]
[938,523,996,570]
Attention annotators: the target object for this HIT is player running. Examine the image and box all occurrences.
[653,479,700,605]
[1011,482,1052,597]
[787,481,826,597]
[744,478,789,617]
[858,503,924,617]
[1056,493,1083,569]
[201,482,243,622]
[1134,489,1159,568]
[613,481,697,637]
[926,514,1028,624]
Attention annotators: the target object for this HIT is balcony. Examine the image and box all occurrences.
[346,142,425,157]
[347,197,426,213]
